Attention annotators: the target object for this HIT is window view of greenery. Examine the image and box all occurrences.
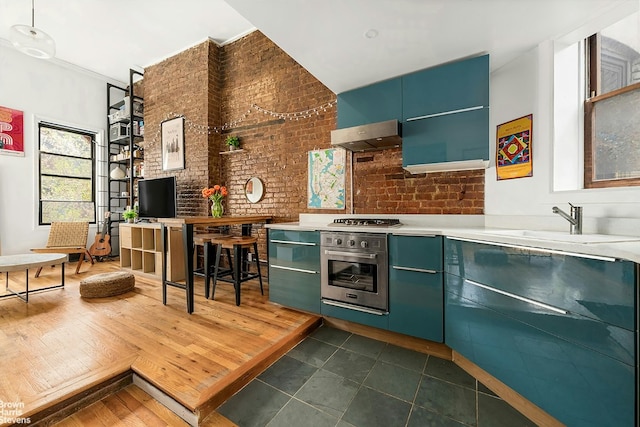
[39,124,95,224]
[586,12,640,187]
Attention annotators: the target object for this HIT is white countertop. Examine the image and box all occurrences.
[266,214,640,263]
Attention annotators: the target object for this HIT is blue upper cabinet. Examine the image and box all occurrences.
[401,54,490,172]
[402,55,489,120]
[337,77,403,128]
[402,107,489,166]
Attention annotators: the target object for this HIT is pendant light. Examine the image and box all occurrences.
[9,0,56,59]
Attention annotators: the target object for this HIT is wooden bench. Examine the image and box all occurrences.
[31,221,94,276]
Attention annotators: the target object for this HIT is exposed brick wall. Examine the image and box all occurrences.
[218,32,340,225]
[142,31,485,223]
[353,149,484,214]
[143,42,218,217]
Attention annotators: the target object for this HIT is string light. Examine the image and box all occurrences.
[142,101,336,146]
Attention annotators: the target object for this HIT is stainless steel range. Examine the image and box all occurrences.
[329,218,402,227]
[320,230,389,315]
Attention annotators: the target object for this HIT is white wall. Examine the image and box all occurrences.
[0,42,113,254]
[485,3,640,236]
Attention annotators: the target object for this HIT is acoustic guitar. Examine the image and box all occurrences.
[89,212,112,258]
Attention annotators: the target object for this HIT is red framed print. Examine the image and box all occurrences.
[0,106,25,156]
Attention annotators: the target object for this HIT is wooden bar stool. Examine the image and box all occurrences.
[209,235,263,305]
[193,233,234,299]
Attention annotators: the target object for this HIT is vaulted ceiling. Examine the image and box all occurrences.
[0,0,637,93]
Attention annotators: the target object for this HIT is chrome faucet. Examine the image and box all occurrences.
[552,203,583,235]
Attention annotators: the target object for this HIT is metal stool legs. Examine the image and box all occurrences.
[209,238,263,305]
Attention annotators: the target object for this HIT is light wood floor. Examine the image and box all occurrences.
[0,259,320,426]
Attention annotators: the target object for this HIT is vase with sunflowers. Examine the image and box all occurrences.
[202,185,228,218]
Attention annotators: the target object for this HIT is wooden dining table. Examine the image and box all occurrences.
[157,215,272,313]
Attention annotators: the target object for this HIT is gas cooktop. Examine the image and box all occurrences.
[329,218,402,227]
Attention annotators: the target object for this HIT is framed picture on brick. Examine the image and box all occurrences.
[161,116,185,171]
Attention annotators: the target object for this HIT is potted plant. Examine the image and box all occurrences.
[123,208,138,223]
[225,135,240,151]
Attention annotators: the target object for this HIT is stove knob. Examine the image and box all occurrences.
[360,240,368,248]
[348,240,356,247]
[335,238,342,245]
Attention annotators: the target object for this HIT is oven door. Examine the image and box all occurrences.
[321,249,388,313]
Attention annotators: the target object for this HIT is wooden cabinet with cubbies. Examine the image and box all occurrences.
[119,223,184,281]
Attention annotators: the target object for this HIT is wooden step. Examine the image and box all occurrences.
[52,384,189,427]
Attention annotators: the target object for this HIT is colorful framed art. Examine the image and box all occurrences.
[496,114,533,180]
[0,106,25,156]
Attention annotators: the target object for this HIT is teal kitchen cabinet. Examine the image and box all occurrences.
[401,107,489,167]
[337,77,402,129]
[402,54,489,120]
[268,229,321,313]
[388,235,443,341]
[444,238,637,427]
[401,55,489,171]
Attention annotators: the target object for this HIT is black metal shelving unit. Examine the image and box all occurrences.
[106,69,144,256]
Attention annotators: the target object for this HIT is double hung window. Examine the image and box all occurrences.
[584,13,640,188]
[39,123,96,224]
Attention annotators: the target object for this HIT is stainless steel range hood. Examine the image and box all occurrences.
[330,119,401,152]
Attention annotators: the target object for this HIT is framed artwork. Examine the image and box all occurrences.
[0,106,25,157]
[161,116,185,171]
[308,148,345,209]
[496,114,533,180]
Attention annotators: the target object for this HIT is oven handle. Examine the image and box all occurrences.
[322,299,388,316]
[392,265,437,274]
[323,250,377,259]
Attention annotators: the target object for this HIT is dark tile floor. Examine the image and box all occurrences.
[218,326,537,427]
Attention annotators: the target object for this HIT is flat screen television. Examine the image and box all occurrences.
[137,176,177,219]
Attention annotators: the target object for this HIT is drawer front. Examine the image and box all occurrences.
[445,282,635,427]
[321,301,389,330]
[389,235,442,271]
[268,230,320,272]
[445,273,635,366]
[444,238,636,330]
[269,267,320,313]
[269,229,320,245]
[389,268,443,342]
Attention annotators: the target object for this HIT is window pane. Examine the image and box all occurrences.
[600,12,640,94]
[41,153,92,178]
[41,201,94,223]
[41,176,92,201]
[593,87,640,181]
[40,127,92,158]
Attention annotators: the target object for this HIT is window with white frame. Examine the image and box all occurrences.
[38,122,96,225]
[584,12,640,188]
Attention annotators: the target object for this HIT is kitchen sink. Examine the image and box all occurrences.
[485,229,640,244]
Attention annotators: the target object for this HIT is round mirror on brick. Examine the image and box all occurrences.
[245,177,264,203]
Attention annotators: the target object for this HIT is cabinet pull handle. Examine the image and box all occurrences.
[324,250,377,259]
[322,299,388,316]
[391,234,437,238]
[392,265,437,274]
[447,237,617,262]
[270,239,317,246]
[406,105,485,122]
[270,264,318,274]
[463,279,568,315]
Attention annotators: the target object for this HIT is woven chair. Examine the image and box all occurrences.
[31,221,94,276]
